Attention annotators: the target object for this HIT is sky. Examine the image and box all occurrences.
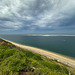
[0,0,75,34]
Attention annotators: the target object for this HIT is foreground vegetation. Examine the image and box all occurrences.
[0,38,73,75]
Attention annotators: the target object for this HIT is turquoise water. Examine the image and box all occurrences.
[0,35,75,58]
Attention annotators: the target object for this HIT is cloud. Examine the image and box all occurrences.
[34,0,75,28]
[0,0,75,34]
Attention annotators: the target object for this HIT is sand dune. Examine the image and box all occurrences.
[4,39,75,68]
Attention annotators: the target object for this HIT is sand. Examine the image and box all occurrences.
[24,34,75,36]
[4,39,75,68]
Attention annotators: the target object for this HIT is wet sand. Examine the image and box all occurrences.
[4,39,75,68]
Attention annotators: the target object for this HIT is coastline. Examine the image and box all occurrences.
[24,34,75,36]
[2,38,75,68]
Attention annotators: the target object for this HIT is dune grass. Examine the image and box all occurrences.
[0,39,70,75]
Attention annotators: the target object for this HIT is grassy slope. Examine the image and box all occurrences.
[0,38,74,75]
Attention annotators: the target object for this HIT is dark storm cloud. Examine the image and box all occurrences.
[0,0,75,34]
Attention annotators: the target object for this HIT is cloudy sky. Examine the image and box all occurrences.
[0,0,75,34]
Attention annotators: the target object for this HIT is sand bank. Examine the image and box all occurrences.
[4,39,75,68]
[40,35,75,36]
[24,34,75,36]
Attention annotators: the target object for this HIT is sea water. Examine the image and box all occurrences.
[0,35,75,58]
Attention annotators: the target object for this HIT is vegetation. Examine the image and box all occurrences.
[0,38,72,75]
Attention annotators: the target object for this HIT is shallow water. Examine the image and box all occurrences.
[0,35,75,58]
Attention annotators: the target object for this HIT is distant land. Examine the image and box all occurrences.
[24,34,75,36]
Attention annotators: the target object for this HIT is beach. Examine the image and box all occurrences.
[4,39,75,68]
[24,34,75,36]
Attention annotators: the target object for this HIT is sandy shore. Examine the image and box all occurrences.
[25,34,75,36]
[4,39,75,68]
[40,35,75,36]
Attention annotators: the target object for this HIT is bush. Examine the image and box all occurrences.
[0,39,69,75]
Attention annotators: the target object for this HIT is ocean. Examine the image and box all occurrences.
[0,35,75,58]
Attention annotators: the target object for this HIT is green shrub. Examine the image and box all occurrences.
[0,40,69,75]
